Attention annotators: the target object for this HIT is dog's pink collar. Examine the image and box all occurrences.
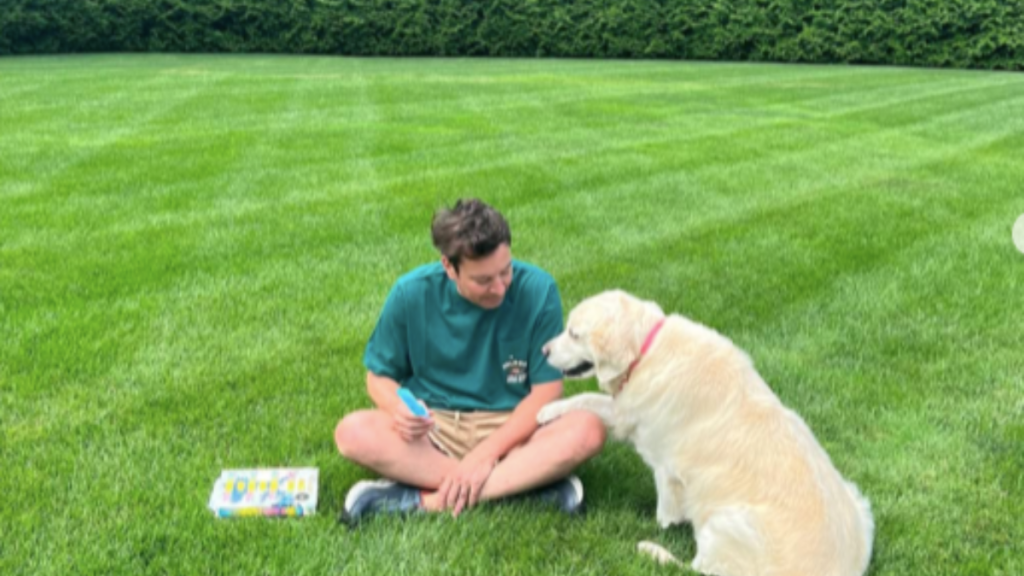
[621,317,667,391]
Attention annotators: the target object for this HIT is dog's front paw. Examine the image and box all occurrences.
[537,401,569,425]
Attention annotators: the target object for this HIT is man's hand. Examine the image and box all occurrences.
[392,401,434,442]
[436,450,497,517]
[367,372,434,441]
[431,380,564,517]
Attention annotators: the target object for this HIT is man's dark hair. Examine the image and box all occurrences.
[431,199,512,271]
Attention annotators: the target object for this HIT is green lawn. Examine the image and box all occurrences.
[1,54,1022,575]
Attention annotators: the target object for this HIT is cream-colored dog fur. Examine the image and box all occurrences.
[539,290,873,576]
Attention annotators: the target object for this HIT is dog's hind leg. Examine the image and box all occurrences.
[691,508,763,576]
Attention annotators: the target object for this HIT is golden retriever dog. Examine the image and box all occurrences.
[538,290,873,576]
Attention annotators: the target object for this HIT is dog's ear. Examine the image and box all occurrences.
[591,322,633,383]
[589,291,664,384]
[590,291,637,383]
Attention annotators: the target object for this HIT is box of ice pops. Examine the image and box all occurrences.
[208,468,319,518]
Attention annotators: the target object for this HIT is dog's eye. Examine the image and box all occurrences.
[568,328,580,340]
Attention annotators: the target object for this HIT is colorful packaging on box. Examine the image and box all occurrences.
[208,468,319,518]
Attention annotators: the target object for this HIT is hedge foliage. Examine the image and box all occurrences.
[1,0,1022,69]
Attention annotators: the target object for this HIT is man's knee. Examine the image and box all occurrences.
[573,411,607,458]
[551,410,606,462]
[335,411,382,462]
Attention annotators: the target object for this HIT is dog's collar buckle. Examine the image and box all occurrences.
[621,317,667,391]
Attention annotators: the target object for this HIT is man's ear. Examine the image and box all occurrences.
[441,256,458,281]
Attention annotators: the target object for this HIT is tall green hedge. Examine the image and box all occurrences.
[1,0,1022,69]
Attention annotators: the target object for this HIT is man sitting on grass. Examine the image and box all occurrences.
[335,198,606,523]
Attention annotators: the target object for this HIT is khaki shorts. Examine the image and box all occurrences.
[428,409,512,460]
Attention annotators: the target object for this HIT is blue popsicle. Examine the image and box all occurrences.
[397,387,429,418]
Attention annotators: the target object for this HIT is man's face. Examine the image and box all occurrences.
[443,243,513,309]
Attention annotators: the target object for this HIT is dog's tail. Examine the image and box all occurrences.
[637,540,684,567]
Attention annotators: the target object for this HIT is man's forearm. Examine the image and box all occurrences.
[366,372,402,414]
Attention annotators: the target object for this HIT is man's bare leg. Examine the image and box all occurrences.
[443,411,604,504]
[336,409,605,512]
[337,407,606,510]
[335,410,459,488]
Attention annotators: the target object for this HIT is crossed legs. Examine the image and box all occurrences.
[335,409,605,507]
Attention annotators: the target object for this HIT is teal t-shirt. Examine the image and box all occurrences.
[363,260,564,411]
